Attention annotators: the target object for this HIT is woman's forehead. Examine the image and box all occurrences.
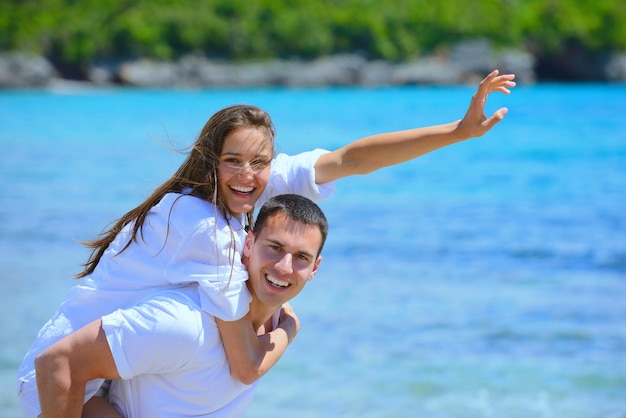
[222,128,272,155]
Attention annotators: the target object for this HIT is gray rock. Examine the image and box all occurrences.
[118,59,179,87]
[392,57,463,85]
[605,53,626,82]
[86,61,121,85]
[449,38,496,76]
[359,60,395,86]
[177,56,283,87]
[0,46,544,88]
[497,49,536,84]
[0,52,56,87]
[280,54,367,87]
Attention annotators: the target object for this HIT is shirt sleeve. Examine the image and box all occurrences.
[102,289,204,380]
[257,149,336,208]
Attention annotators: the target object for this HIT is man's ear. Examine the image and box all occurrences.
[243,230,255,258]
[308,256,322,281]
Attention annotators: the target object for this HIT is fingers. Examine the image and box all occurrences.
[483,69,500,83]
[280,302,294,316]
[494,77,516,95]
[458,70,515,138]
[479,70,516,96]
[493,75,516,94]
[496,107,509,118]
[482,107,509,131]
[477,69,501,93]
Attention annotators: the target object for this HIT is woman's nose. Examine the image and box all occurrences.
[237,161,255,176]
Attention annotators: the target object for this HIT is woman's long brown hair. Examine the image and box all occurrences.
[76,105,276,278]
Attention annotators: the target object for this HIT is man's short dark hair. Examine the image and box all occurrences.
[253,194,328,256]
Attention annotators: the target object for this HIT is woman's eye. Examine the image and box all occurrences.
[252,159,269,169]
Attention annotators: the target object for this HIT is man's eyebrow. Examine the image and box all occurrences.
[264,238,285,248]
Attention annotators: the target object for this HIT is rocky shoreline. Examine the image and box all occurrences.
[2,40,625,88]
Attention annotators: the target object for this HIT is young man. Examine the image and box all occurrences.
[34,194,328,418]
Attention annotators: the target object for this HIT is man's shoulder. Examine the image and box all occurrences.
[128,285,223,358]
[103,285,219,379]
[129,285,206,335]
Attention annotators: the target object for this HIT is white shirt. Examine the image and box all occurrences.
[18,149,334,416]
[104,285,275,417]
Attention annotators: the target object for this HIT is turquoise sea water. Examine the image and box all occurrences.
[0,83,625,417]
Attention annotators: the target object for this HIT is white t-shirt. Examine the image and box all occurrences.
[104,285,273,418]
[18,149,334,417]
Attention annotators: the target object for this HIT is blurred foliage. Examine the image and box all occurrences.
[0,0,624,65]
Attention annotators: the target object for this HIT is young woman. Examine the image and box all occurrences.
[19,70,515,417]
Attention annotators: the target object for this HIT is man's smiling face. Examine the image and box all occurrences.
[243,212,322,311]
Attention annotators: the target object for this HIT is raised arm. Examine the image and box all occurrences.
[216,302,299,385]
[314,69,516,184]
[35,320,121,418]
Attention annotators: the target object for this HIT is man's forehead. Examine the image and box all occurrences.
[257,214,321,249]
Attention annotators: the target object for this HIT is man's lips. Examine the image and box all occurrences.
[266,274,289,288]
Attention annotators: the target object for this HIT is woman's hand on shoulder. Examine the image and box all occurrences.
[278,302,300,343]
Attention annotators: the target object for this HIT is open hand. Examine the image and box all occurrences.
[457,69,516,139]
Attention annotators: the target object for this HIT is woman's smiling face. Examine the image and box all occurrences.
[218,128,273,216]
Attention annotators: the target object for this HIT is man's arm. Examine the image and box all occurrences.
[314,70,516,184]
[216,303,299,385]
[35,319,121,418]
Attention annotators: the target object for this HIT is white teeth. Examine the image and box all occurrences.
[267,275,289,288]
[231,185,254,193]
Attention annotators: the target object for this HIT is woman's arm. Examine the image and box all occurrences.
[35,320,121,418]
[81,396,123,418]
[216,303,299,385]
[314,69,516,184]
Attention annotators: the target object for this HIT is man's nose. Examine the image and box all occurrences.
[275,253,293,274]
